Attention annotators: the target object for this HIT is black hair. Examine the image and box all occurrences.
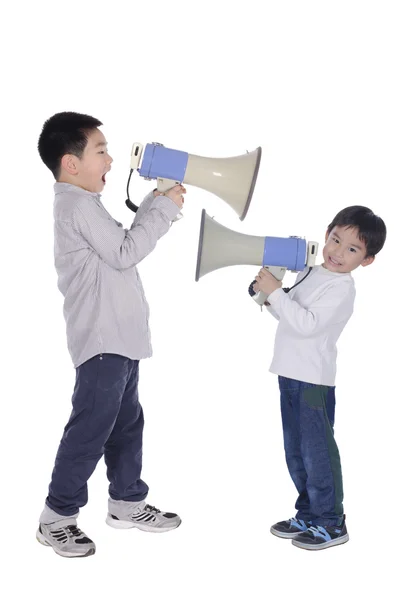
[38,111,103,179]
[327,205,386,257]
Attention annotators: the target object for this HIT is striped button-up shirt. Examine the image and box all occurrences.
[53,183,180,368]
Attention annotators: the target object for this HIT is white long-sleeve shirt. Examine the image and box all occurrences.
[266,265,356,385]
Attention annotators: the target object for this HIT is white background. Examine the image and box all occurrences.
[1,1,396,598]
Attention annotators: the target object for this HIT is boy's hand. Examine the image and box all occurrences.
[253,267,282,296]
[154,184,186,208]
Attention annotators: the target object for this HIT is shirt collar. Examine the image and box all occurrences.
[54,182,101,199]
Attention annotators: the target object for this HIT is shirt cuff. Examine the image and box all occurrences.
[152,195,181,221]
[267,287,284,305]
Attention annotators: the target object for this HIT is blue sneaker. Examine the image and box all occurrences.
[270,517,311,539]
[292,515,349,550]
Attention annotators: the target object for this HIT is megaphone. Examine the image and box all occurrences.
[195,209,319,305]
[127,142,262,221]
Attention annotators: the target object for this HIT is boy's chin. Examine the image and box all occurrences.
[324,256,341,271]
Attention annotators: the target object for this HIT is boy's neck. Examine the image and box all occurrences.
[321,262,352,275]
[55,181,99,197]
[56,179,98,195]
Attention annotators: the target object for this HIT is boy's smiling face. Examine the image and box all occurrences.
[60,128,113,193]
[322,225,374,273]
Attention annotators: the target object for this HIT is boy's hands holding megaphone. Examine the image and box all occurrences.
[253,267,283,296]
[154,184,186,209]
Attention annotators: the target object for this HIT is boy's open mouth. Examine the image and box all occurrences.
[102,168,111,184]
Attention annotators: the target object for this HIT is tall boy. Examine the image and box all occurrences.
[37,112,185,558]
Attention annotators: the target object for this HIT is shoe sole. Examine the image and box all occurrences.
[270,527,305,539]
[105,515,181,533]
[292,533,349,550]
[36,529,96,558]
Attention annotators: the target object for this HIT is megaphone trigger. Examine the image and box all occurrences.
[157,177,182,194]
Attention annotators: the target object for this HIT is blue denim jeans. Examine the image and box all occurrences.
[45,354,149,516]
[278,376,344,527]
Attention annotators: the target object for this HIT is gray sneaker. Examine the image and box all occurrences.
[36,518,96,558]
[106,501,181,533]
[270,517,311,539]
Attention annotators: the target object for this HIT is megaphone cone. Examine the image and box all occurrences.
[195,210,318,282]
[184,147,261,221]
[195,210,265,281]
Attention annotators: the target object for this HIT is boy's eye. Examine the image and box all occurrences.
[332,237,339,243]
[349,248,356,253]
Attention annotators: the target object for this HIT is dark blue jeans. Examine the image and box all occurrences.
[45,354,149,516]
[279,376,344,527]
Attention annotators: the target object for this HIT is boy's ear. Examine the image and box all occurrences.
[361,255,375,267]
[325,229,330,242]
[61,154,79,175]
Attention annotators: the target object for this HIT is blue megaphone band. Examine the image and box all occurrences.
[139,144,189,181]
[263,237,307,271]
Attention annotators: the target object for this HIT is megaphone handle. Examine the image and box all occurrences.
[248,266,286,308]
[156,177,184,223]
[248,281,268,307]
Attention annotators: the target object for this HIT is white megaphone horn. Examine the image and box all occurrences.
[195,210,319,306]
[126,142,262,221]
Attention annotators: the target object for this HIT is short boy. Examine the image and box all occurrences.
[254,206,386,550]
